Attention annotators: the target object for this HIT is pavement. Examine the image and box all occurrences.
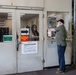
[8,66,76,75]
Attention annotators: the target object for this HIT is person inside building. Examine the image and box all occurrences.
[55,19,67,74]
[31,24,39,41]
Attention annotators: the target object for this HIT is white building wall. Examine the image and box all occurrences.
[0,0,44,7]
[44,0,72,12]
[0,0,72,12]
[0,0,10,5]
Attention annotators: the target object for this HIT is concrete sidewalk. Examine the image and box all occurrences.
[9,66,76,75]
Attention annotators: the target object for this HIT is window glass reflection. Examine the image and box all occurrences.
[47,12,69,39]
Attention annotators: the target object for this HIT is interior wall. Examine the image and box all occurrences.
[21,20,27,28]
[21,16,39,32]
[27,17,39,32]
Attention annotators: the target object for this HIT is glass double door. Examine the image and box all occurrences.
[0,9,43,74]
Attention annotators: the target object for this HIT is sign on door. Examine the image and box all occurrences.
[21,41,38,54]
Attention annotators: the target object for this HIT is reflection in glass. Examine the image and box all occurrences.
[47,12,69,39]
[48,17,56,28]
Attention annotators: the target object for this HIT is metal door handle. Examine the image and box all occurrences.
[17,40,19,51]
[16,34,21,51]
[17,40,21,51]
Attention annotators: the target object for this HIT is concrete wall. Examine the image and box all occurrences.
[44,0,72,12]
[0,0,44,7]
[0,0,72,12]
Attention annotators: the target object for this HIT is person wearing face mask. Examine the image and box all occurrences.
[55,19,67,74]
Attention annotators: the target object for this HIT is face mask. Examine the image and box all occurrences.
[57,24,60,27]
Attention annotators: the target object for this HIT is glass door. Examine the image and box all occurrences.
[0,9,16,75]
[16,10,43,73]
[44,12,72,67]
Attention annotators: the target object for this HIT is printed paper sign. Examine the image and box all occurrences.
[21,41,37,54]
[21,35,29,42]
[3,35,12,42]
[21,28,29,35]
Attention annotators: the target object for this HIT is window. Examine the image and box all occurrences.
[20,14,39,42]
[0,13,12,42]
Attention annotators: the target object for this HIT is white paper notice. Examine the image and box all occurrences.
[21,41,37,54]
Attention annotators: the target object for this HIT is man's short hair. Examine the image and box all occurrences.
[57,19,64,24]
